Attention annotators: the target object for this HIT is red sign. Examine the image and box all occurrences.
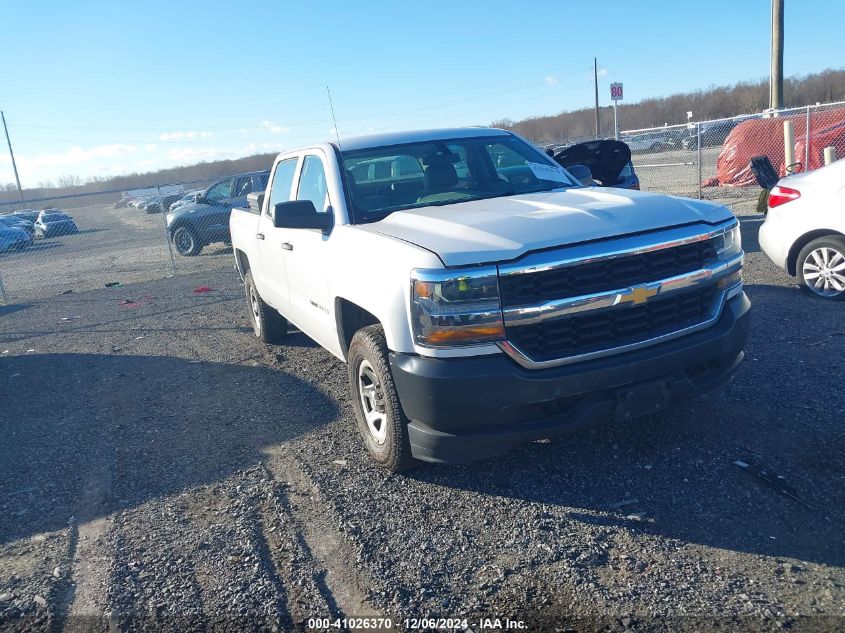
[610,82,623,101]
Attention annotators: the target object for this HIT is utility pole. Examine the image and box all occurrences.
[1,111,24,202]
[593,58,601,137]
[769,0,784,110]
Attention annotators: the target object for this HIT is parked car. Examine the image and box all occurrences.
[759,158,845,299]
[0,225,33,252]
[551,139,640,190]
[114,197,132,208]
[682,120,738,150]
[131,197,152,208]
[12,209,39,223]
[167,171,269,256]
[623,131,672,152]
[34,210,79,238]
[229,127,748,471]
[168,190,202,212]
[0,214,36,236]
[143,193,182,214]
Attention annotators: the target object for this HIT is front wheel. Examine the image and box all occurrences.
[347,325,416,472]
[172,226,202,256]
[797,236,845,300]
[244,271,288,343]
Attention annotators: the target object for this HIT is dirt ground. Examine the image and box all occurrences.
[1,203,843,632]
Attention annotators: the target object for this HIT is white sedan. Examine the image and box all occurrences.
[759,158,845,299]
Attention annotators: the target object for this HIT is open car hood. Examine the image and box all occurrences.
[554,139,632,186]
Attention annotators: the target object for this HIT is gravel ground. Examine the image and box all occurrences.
[0,207,843,632]
[0,202,234,302]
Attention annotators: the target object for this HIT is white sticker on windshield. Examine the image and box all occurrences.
[527,162,570,183]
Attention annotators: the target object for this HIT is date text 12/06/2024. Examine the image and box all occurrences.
[307,617,527,630]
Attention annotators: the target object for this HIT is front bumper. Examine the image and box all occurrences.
[390,292,751,464]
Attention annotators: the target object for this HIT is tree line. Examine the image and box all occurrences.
[491,68,845,143]
[2,68,843,207]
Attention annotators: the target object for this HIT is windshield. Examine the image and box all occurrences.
[341,134,577,221]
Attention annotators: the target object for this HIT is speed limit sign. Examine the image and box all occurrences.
[610,82,623,101]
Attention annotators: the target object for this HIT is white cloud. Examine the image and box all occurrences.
[158,131,213,141]
[166,143,258,163]
[545,76,559,86]
[597,68,609,78]
[145,144,158,152]
[17,144,138,170]
[260,120,290,134]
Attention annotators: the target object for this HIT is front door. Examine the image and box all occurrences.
[282,152,336,347]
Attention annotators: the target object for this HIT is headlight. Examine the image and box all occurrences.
[715,222,742,261]
[410,267,505,347]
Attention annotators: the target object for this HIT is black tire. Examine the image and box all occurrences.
[172,225,202,256]
[347,325,416,472]
[244,270,288,343]
[796,236,845,300]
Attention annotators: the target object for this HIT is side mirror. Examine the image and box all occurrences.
[273,200,333,231]
[567,164,594,186]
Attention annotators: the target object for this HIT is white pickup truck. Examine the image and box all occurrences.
[230,128,749,471]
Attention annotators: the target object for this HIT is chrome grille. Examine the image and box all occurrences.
[496,223,742,369]
[505,285,719,362]
[499,239,716,307]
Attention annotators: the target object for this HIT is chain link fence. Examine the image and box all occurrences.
[621,100,845,211]
[2,101,844,303]
[0,170,270,303]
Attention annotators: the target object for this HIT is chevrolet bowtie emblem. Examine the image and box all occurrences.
[620,285,659,305]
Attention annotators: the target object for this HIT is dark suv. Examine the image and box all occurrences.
[166,171,270,256]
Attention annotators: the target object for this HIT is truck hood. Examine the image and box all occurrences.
[361,188,733,267]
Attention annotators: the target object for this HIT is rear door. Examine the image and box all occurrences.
[202,178,235,241]
[256,158,299,314]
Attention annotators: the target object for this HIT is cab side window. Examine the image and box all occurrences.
[266,158,298,217]
[296,155,330,213]
[205,179,232,202]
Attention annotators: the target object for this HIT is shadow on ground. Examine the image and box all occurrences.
[0,352,338,544]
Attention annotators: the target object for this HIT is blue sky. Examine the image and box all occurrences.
[1,0,842,186]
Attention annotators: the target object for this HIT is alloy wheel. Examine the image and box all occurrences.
[802,246,845,298]
[174,229,194,255]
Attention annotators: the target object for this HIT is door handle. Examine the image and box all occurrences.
[281,242,293,251]
[256,233,265,240]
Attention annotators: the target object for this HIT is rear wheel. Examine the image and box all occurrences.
[347,325,416,472]
[172,226,202,256]
[244,271,288,343]
[797,236,845,300]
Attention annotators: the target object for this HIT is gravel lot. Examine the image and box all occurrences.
[0,202,234,302]
[1,206,843,632]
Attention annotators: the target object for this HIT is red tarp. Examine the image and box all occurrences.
[707,108,845,188]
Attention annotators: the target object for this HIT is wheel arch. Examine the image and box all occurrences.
[787,229,845,275]
[335,298,381,361]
